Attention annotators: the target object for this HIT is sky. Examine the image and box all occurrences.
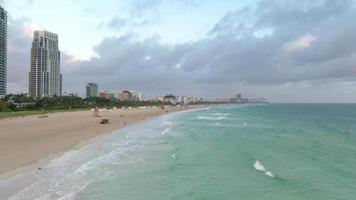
[2,0,356,102]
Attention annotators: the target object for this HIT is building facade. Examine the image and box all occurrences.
[0,6,7,97]
[99,91,115,100]
[29,31,62,97]
[86,83,98,98]
[117,90,143,101]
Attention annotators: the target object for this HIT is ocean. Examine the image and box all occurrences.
[7,104,356,200]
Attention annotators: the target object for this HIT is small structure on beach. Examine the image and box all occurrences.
[100,119,110,124]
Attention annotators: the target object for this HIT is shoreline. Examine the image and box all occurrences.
[0,105,205,178]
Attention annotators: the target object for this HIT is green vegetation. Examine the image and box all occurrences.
[0,110,81,119]
[0,94,172,118]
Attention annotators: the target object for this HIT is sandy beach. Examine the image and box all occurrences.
[0,105,199,176]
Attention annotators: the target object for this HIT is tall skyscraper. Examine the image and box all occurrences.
[0,6,7,97]
[29,31,62,97]
[86,82,98,98]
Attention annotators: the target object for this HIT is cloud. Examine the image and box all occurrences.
[284,35,316,52]
[7,0,356,102]
[2,0,34,7]
[128,0,162,16]
[100,15,151,30]
[67,0,356,101]
[178,0,205,7]
[7,17,32,93]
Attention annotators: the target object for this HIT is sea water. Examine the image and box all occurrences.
[7,104,356,200]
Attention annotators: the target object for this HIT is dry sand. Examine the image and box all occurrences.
[0,105,200,176]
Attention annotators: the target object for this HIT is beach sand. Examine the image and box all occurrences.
[0,105,199,176]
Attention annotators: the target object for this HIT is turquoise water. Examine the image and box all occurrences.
[9,104,356,200]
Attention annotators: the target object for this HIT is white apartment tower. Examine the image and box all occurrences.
[29,31,62,97]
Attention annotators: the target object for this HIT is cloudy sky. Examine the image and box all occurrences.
[2,0,356,102]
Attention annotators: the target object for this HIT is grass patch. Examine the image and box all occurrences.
[0,109,89,119]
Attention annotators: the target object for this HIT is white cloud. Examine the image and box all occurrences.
[284,34,316,52]
[253,28,274,38]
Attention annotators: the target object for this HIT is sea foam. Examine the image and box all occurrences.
[197,116,226,121]
[253,160,274,178]
[265,171,274,178]
[212,112,231,116]
[253,160,266,172]
[163,121,175,126]
[161,127,173,135]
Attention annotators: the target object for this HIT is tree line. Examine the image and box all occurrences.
[0,94,172,112]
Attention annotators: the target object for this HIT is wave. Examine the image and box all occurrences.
[162,120,175,126]
[9,138,137,200]
[161,127,173,135]
[212,112,231,116]
[253,160,266,172]
[8,114,183,200]
[253,160,274,178]
[265,171,274,178]
[197,116,227,121]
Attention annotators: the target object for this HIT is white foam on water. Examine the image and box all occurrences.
[212,112,231,116]
[171,153,177,159]
[163,120,174,126]
[7,112,187,200]
[243,122,248,126]
[161,127,173,135]
[253,160,266,172]
[9,137,137,200]
[253,160,274,178]
[197,116,226,121]
[6,108,204,200]
[265,171,274,178]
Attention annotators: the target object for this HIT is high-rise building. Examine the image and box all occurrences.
[0,6,7,97]
[29,30,62,97]
[86,83,98,98]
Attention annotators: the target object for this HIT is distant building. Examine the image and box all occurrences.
[154,94,201,104]
[236,93,242,101]
[136,92,144,101]
[155,96,164,102]
[86,83,98,98]
[29,30,62,97]
[176,96,183,104]
[0,6,6,97]
[117,90,143,101]
[99,91,115,99]
[183,96,189,104]
[117,90,132,101]
[63,91,78,97]
[163,94,176,104]
[230,93,268,104]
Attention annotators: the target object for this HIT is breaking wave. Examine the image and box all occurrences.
[253,160,274,178]
[197,116,227,121]
[161,127,173,135]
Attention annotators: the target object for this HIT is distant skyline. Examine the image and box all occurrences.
[2,0,356,102]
